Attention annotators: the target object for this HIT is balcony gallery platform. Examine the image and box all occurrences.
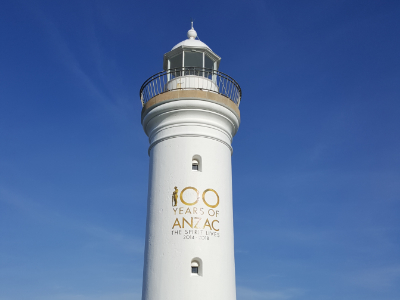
[141,89,240,122]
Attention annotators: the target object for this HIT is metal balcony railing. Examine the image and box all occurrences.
[140,67,242,107]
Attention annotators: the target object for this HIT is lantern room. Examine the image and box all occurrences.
[163,23,221,74]
[140,23,241,107]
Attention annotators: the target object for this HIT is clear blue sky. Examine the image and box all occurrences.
[1,0,399,299]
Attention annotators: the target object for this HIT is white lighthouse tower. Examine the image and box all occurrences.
[140,23,241,300]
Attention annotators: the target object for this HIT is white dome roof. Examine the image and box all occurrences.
[171,39,211,50]
[171,24,211,51]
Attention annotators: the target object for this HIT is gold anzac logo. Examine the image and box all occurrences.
[171,186,220,232]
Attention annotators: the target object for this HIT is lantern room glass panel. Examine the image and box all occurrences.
[184,52,203,67]
[184,51,203,76]
[205,54,214,78]
[169,53,183,77]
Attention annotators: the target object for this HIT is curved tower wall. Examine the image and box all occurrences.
[141,95,240,300]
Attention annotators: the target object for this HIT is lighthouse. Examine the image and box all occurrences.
[140,23,242,300]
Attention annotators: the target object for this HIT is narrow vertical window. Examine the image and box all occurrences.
[192,159,199,171]
[192,155,202,172]
[191,259,202,276]
[191,262,199,274]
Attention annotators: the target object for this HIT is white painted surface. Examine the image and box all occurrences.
[172,24,211,51]
[166,76,219,93]
[187,23,197,39]
[141,98,240,300]
[171,38,211,51]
